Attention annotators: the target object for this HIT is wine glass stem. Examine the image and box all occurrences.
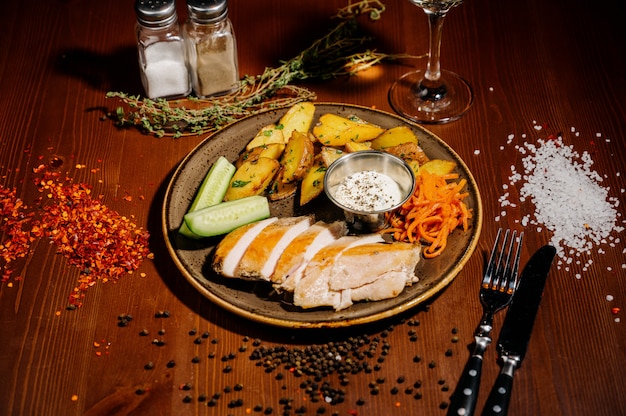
[423,11,448,88]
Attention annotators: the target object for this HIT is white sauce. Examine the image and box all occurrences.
[334,170,403,212]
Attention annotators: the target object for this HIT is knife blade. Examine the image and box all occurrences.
[481,244,556,416]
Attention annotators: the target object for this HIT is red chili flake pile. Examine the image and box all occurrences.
[1,168,152,307]
[0,186,35,279]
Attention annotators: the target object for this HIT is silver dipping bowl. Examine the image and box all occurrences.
[324,150,416,232]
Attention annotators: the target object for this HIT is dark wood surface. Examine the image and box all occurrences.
[1,0,625,415]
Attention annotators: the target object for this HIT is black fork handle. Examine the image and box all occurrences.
[447,354,484,416]
[447,337,490,416]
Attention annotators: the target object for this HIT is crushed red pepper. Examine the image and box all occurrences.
[1,167,152,307]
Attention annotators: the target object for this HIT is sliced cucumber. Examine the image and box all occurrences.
[179,156,236,238]
[184,195,271,237]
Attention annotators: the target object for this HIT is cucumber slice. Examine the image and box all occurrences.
[184,195,271,237]
[179,156,236,238]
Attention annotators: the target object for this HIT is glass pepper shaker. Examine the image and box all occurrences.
[135,0,191,99]
[183,0,239,98]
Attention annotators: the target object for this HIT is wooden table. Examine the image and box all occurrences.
[1,0,624,415]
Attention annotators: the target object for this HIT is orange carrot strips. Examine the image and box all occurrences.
[382,169,472,258]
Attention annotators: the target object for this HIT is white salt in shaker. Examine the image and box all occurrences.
[135,0,191,99]
[183,0,239,98]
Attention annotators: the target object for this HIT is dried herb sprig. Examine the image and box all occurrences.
[106,0,423,138]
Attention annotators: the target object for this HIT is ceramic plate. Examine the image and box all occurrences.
[162,103,483,328]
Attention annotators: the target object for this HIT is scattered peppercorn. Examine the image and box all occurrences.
[117,314,133,327]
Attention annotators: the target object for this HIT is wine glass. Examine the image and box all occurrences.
[389,0,473,124]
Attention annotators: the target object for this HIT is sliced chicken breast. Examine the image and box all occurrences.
[237,216,313,280]
[329,241,420,291]
[349,271,412,302]
[293,234,384,309]
[272,221,347,290]
[212,217,278,277]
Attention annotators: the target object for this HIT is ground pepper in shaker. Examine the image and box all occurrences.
[135,0,191,99]
[183,0,239,98]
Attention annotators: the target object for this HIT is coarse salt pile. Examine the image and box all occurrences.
[496,132,624,270]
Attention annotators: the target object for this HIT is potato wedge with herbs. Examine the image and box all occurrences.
[278,102,316,141]
[224,157,280,201]
[299,155,327,206]
[370,126,418,150]
[344,141,371,153]
[245,124,285,150]
[417,159,457,176]
[384,142,429,165]
[268,167,298,201]
[281,131,314,183]
[312,113,385,147]
[319,146,345,168]
[235,143,285,167]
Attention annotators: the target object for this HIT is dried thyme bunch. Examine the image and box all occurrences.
[107,0,422,138]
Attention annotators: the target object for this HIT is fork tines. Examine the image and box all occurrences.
[483,228,524,294]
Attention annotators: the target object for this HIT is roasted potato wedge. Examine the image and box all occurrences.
[281,131,315,183]
[370,126,418,150]
[418,159,457,176]
[235,143,285,167]
[312,113,385,147]
[299,155,327,206]
[278,102,316,141]
[319,146,345,168]
[245,124,285,150]
[384,142,430,165]
[224,157,280,201]
[344,141,372,153]
[268,167,298,201]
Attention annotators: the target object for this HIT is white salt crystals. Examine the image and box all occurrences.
[496,132,624,270]
[142,42,190,99]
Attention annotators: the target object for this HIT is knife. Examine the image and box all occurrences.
[481,244,556,416]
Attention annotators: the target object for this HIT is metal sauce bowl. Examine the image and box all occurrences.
[324,150,416,232]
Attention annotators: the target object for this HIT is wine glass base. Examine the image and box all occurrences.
[389,69,473,124]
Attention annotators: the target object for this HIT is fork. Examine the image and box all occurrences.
[447,229,523,416]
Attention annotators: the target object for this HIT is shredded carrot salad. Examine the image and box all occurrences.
[382,170,472,258]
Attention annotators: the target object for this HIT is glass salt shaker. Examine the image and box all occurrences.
[135,0,191,99]
[183,0,239,98]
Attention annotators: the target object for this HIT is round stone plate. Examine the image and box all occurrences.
[162,103,483,328]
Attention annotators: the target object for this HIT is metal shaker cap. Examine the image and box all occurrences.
[187,0,228,24]
[135,0,178,27]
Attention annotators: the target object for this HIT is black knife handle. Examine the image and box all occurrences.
[481,357,518,416]
[447,354,484,416]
